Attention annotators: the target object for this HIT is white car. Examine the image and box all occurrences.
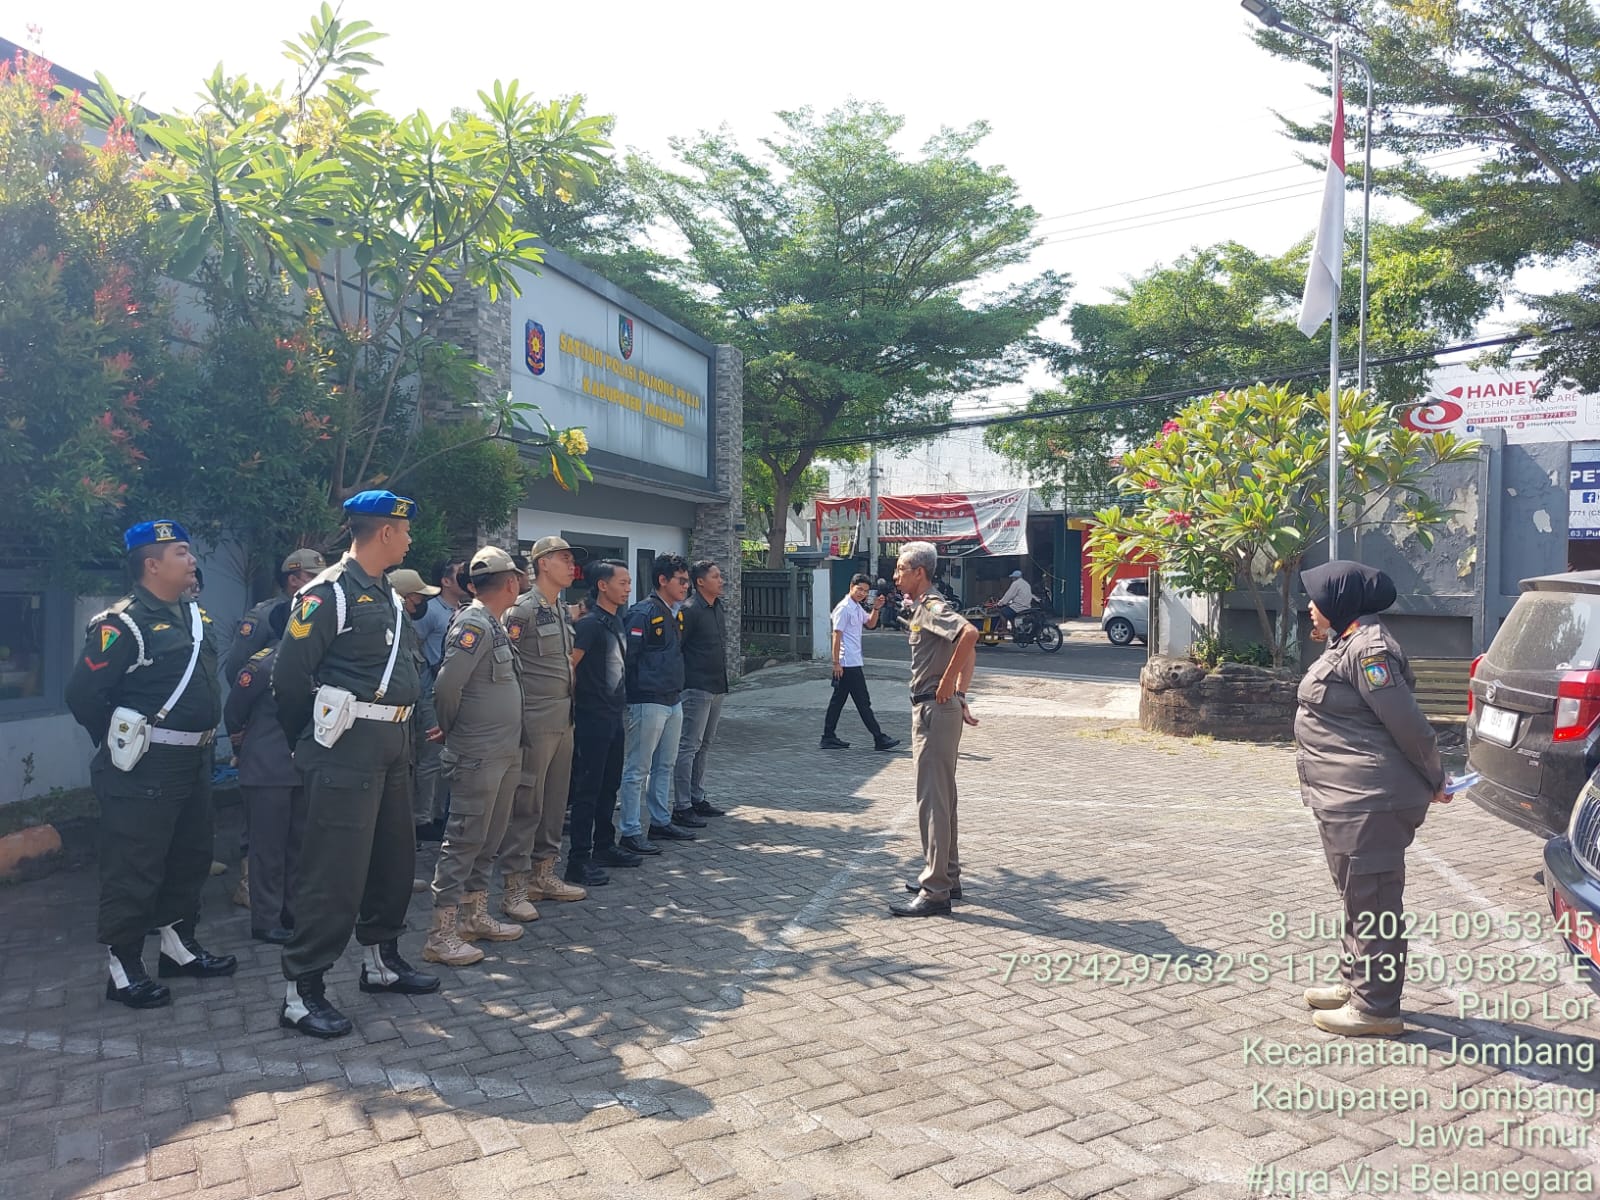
[1102,577,1150,646]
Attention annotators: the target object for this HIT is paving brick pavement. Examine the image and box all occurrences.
[1,657,1597,1199]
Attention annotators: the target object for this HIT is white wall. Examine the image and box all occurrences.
[516,508,687,559]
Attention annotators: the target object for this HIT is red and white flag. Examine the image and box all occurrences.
[1297,50,1346,337]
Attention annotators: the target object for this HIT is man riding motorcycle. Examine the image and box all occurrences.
[995,571,1038,640]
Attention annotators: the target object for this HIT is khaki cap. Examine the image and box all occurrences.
[388,568,440,597]
[528,535,589,563]
[281,548,326,573]
[470,545,522,576]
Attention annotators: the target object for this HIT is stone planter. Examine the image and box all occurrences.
[1140,655,1298,741]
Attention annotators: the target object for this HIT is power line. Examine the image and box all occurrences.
[763,328,1569,457]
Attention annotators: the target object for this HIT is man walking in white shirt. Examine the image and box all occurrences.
[819,574,900,752]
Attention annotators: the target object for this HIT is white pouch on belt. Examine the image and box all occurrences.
[107,707,151,772]
[313,685,357,748]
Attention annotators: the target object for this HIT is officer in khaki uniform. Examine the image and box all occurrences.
[501,536,589,915]
[424,546,528,966]
[65,519,237,1009]
[1295,561,1448,1037]
[270,490,438,1039]
[225,548,326,679]
[890,541,979,918]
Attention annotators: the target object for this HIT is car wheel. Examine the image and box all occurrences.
[1105,617,1135,646]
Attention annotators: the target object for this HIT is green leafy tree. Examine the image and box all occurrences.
[1250,0,1600,387]
[635,102,1067,565]
[987,228,1493,508]
[78,5,602,561]
[1085,383,1478,667]
[0,48,173,582]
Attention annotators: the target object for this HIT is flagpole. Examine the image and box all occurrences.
[1328,34,1342,562]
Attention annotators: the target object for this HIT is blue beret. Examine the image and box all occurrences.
[124,519,191,551]
[343,490,418,520]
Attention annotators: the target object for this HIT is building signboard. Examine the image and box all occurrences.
[507,257,713,487]
[1400,364,1600,444]
[815,491,1029,557]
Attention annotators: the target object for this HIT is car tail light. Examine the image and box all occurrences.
[1468,654,1483,715]
[1552,669,1600,742]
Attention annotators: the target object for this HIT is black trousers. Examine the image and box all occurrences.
[823,666,885,739]
[93,744,215,948]
[281,722,415,980]
[1314,804,1429,1018]
[568,713,622,864]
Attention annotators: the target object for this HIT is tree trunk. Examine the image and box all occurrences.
[767,470,795,567]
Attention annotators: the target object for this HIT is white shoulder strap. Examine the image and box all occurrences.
[294,565,350,632]
[153,601,205,724]
[373,589,405,701]
[114,611,151,673]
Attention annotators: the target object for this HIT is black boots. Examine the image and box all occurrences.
[105,944,171,1009]
[358,941,441,995]
[280,973,352,1039]
[155,922,238,978]
[565,860,610,888]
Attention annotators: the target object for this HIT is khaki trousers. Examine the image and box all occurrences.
[431,752,520,906]
[501,725,573,874]
[912,699,964,901]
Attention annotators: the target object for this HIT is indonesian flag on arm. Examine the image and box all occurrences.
[1297,55,1345,337]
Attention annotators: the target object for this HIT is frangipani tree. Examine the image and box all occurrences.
[1086,383,1479,667]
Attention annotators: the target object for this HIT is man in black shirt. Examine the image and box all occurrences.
[565,560,644,883]
[65,519,238,1009]
[673,559,730,825]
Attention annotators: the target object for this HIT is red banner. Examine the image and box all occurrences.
[815,491,1029,557]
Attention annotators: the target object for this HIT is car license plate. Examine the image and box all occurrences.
[1551,889,1600,974]
[1477,704,1518,745]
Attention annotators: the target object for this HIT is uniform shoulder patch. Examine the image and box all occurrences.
[97,623,122,653]
[454,626,481,653]
[1360,653,1394,690]
[237,669,254,689]
[237,619,255,637]
[507,619,525,642]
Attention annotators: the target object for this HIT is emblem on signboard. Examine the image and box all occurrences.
[618,314,634,360]
[524,320,546,376]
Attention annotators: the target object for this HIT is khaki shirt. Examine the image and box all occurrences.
[505,587,575,732]
[432,600,521,757]
[1294,615,1443,812]
[907,593,967,696]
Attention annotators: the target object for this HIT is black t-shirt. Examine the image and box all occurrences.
[574,605,626,719]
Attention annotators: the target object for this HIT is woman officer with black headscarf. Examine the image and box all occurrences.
[1294,560,1449,1037]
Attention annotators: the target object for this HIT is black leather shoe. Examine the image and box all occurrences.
[359,941,440,994]
[619,835,661,856]
[671,809,708,829]
[874,737,902,751]
[565,861,610,887]
[889,894,953,918]
[819,734,850,750]
[596,845,644,867]
[280,975,352,1039]
[905,880,962,899]
[105,946,172,1009]
[252,926,293,944]
[691,800,726,817]
[157,925,238,978]
[651,823,697,841]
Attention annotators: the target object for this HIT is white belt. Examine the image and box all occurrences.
[351,701,414,723]
[148,728,216,747]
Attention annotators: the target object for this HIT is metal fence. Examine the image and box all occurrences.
[741,568,813,658]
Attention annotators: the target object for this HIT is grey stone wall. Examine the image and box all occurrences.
[692,345,745,681]
[432,283,512,412]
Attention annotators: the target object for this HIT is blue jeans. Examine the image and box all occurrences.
[619,702,683,837]
[674,690,725,811]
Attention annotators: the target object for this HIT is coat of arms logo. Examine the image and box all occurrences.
[618,314,635,360]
